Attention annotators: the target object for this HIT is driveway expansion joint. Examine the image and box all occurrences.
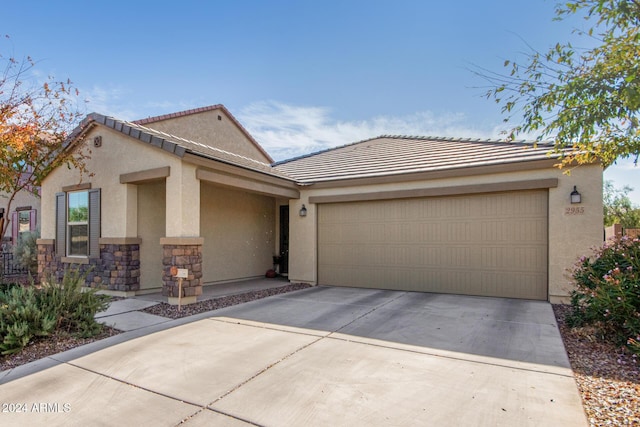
[330,291,408,335]
[205,335,326,407]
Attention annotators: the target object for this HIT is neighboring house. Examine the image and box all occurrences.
[0,188,40,250]
[605,223,640,239]
[36,104,603,304]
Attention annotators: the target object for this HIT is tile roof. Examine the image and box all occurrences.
[74,113,294,181]
[70,110,564,188]
[273,135,560,183]
[132,104,274,163]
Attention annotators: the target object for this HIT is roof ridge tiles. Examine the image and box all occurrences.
[275,134,557,166]
[131,104,224,125]
[272,135,382,166]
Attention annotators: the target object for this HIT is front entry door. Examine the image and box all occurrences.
[279,205,289,275]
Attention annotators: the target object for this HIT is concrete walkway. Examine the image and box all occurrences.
[95,277,290,331]
[0,286,588,426]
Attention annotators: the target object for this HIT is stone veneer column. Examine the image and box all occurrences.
[36,239,61,282]
[160,237,203,305]
[94,238,141,293]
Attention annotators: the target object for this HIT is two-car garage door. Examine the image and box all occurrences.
[317,190,548,300]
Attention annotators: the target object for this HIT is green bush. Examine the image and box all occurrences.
[568,236,640,356]
[38,269,110,337]
[12,230,40,277]
[0,285,56,354]
[0,269,110,355]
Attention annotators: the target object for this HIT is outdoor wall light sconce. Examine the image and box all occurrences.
[299,204,307,217]
[570,186,582,204]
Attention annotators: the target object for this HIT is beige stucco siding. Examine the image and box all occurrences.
[289,163,603,302]
[41,126,183,240]
[138,181,166,290]
[140,110,270,163]
[200,182,275,283]
[547,165,604,302]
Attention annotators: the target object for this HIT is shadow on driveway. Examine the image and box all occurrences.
[216,286,571,369]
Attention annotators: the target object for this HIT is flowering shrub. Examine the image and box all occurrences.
[568,236,640,356]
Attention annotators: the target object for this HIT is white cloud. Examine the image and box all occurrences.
[238,101,506,161]
[79,87,194,122]
[80,85,139,120]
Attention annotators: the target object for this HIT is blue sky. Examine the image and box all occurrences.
[2,0,639,203]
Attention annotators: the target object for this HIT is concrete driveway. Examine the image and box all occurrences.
[0,286,587,426]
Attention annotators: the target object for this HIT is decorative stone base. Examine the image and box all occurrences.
[161,237,203,303]
[37,238,141,292]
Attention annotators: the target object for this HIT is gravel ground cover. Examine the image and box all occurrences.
[553,305,639,426]
[142,283,312,319]
[1,288,638,425]
[0,327,120,371]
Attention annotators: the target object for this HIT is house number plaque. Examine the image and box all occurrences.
[565,207,585,215]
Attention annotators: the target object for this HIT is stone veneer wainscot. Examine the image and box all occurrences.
[36,238,141,294]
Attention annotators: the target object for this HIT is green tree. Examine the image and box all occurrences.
[603,180,640,226]
[0,36,90,239]
[481,0,640,169]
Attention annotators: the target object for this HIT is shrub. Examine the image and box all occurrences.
[12,230,40,277]
[38,269,110,337]
[0,285,56,354]
[0,269,110,355]
[568,236,640,356]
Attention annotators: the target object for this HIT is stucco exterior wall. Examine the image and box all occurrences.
[139,110,270,163]
[547,165,604,302]
[138,181,166,291]
[200,182,275,283]
[41,126,183,240]
[288,163,603,302]
[165,162,200,237]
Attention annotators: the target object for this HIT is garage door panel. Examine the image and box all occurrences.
[318,190,548,300]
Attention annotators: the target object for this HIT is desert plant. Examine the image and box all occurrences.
[0,269,110,355]
[568,236,640,356]
[13,230,40,277]
[38,269,109,337]
[0,285,56,355]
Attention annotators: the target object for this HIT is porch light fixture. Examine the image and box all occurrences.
[570,186,582,204]
[299,204,307,217]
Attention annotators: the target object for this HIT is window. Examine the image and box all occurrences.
[56,188,100,258]
[67,191,89,256]
[18,211,30,234]
[11,208,37,244]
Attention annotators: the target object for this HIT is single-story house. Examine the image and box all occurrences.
[36,104,603,304]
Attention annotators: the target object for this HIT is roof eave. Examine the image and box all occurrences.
[182,152,298,184]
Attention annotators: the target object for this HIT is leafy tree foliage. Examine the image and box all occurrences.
[0,36,90,239]
[482,0,640,169]
[603,180,640,227]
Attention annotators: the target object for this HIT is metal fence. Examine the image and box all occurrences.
[1,250,28,278]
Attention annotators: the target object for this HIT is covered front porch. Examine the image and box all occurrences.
[123,156,300,304]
